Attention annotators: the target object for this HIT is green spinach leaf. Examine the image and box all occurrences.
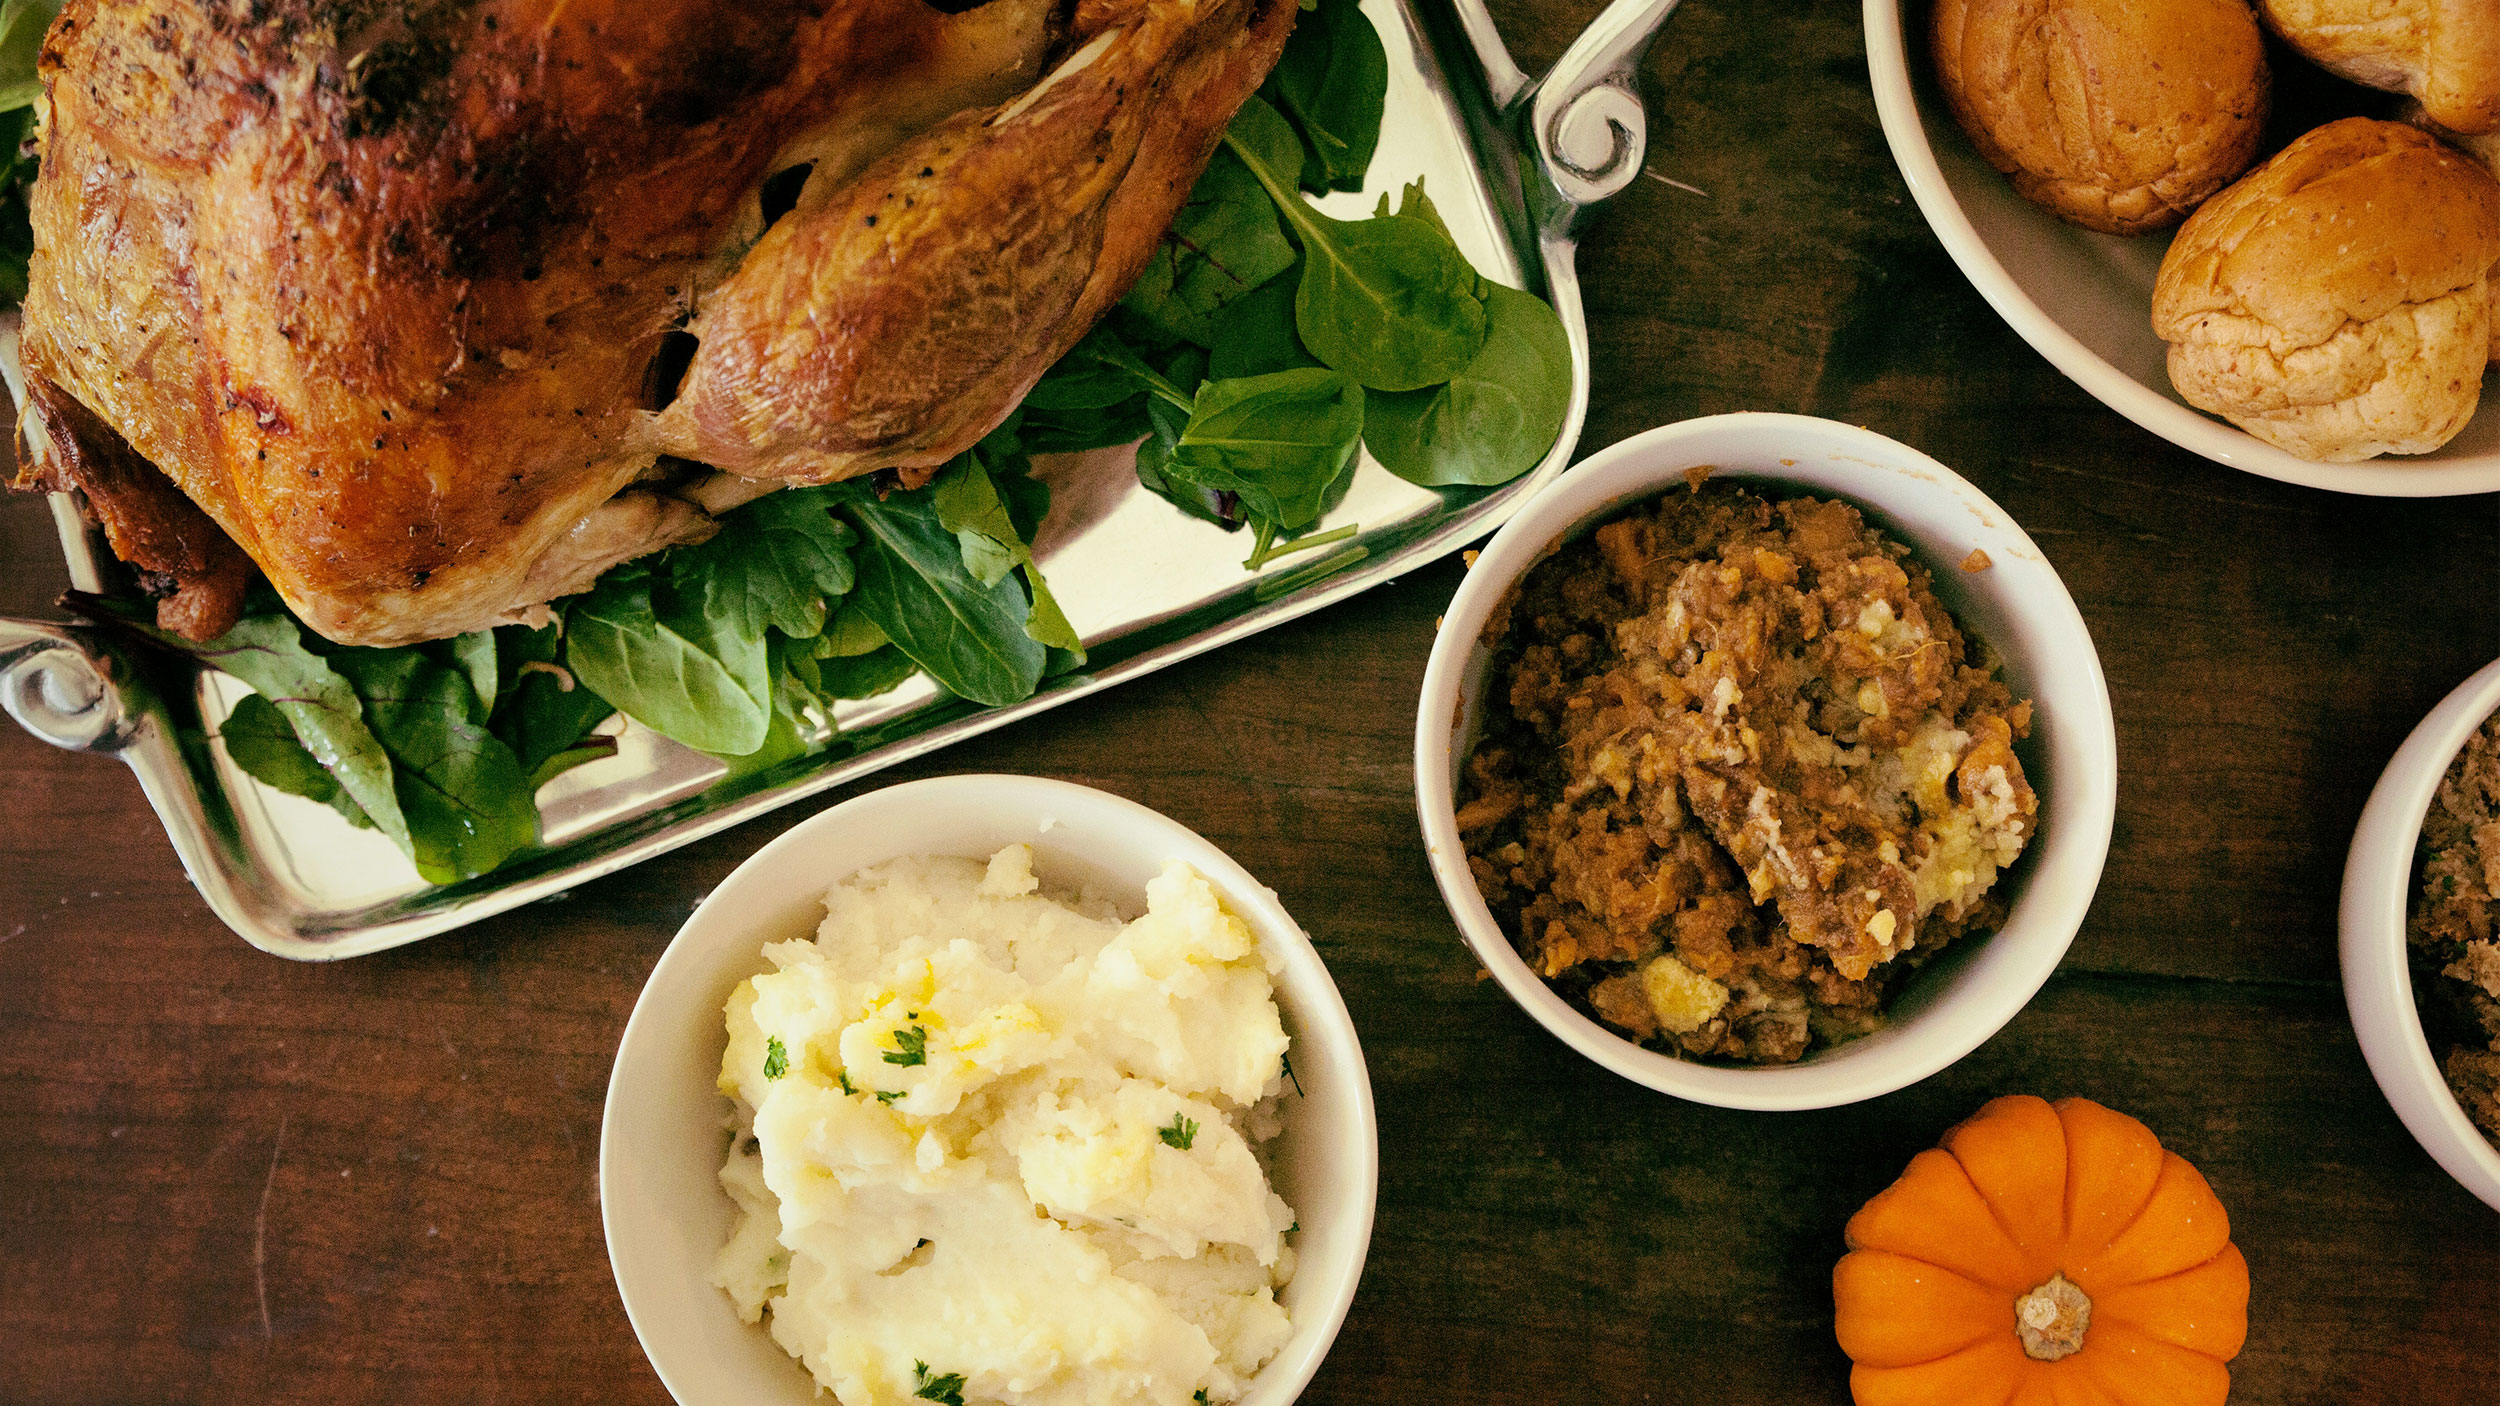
[1133,393,1233,525]
[812,644,918,701]
[220,692,373,829]
[1119,145,1299,348]
[1049,325,1196,413]
[429,630,499,722]
[988,458,1052,545]
[666,489,856,641]
[1222,96,1486,392]
[1364,281,1573,487]
[1020,393,1152,454]
[330,648,539,884]
[715,633,848,778]
[522,731,618,792]
[816,602,891,658]
[142,612,412,849]
[1377,177,1453,239]
[1263,0,1386,193]
[1024,340,1147,413]
[931,452,1084,658]
[489,624,617,789]
[0,0,61,112]
[1208,271,1320,380]
[933,455,1025,588]
[1022,565,1082,656]
[564,564,773,756]
[1164,367,1364,531]
[841,492,1046,707]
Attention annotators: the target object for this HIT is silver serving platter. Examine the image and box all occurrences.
[0,0,1682,959]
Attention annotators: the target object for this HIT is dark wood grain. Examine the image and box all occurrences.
[4,2,2498,1402]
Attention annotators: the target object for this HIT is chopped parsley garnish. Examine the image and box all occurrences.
[762,1037,789,1080]
[876,1089,903,1105]
[885,1023,929,1066]
[1195,1392,1212,1405]
[912,1360,967,1405]
[836,1070,858,1096]
[1158,1114,1199,1151]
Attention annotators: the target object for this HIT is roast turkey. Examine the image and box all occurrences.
[9,0,1295,645]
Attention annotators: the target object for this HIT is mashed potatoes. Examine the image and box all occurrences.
[713,844,1297,1406]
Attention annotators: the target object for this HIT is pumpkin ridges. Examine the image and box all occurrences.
[2071,1314,2235,1406]
[1832,1249,2013,1367]
[2066,1151,2233,1293]
[2091,1242,2250,1360]
[2007,1373,2063,1406]
[2052,1097,2166,1267]
[1837,1098,2248,1406]
[1849,1338,2028,1406]
[2038,1365,2123,1406]
[1941,1095,2071,1265]
[1844,1147,2053,1290]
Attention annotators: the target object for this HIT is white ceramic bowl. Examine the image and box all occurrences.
[1862,0,2500,498]
[2339,660,2500,1212]
[1414,413,2117,1110]
[601,774,1379,1406]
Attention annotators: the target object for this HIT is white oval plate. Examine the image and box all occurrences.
[1864,0,2500,498]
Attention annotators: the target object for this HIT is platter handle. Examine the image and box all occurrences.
[1444,0,1684,226]
[0,617,139,754]
[1527,0,1683,217]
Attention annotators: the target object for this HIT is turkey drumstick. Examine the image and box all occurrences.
[659,0,1298,487]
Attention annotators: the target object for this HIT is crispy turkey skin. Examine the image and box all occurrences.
[9,0,1294,645]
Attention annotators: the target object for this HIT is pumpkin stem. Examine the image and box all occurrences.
[2014,1273,2092,1362]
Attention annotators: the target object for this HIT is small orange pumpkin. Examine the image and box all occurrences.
[1833,1096,2249,1406]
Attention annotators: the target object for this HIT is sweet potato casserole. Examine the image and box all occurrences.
[2411,710,2500,1145]
[1457,483,2038,1064]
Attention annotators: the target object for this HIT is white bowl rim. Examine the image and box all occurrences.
[1412,411,2119,1111]
[1861,0,2500,500]
[2338,659,2500,1211]
[599,772,1382,1406]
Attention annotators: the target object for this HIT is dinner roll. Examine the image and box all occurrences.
[2404,97,2500,178]
[2152,118,2500,462]
[2262,0,2499,135]
[1931,0,2269,234]
[2400,100,2500,359]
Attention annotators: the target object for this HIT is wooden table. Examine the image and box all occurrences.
[4,3,2496,1401]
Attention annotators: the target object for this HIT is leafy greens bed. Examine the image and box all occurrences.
[11,0,1573,884]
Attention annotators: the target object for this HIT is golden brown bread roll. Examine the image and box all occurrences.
[2403,96,2500,178]
[2399,102,2500,360]
[2152,118,2500,462]
[2262,0,2500,135]
[1931,0,2270,234]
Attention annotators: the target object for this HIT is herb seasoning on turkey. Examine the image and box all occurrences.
[1457,483,2038,1063]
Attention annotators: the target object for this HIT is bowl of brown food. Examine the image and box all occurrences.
[2341,659,2500,1211]
[1413,413,2117,1109]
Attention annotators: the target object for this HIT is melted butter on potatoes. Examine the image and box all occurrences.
[715,845,1296,1406]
